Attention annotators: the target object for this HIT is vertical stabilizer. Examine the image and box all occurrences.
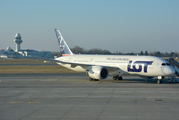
[54,29,74,56]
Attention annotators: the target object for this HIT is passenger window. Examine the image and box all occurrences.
[161,63,166,66]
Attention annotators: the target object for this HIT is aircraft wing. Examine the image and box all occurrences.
[57,59,125,73]
[27,56,122,72]
[69,62,120,72]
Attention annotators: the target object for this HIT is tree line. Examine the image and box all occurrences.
[52,46,179,58]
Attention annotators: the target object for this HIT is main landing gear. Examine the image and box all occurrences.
[113,76,123,80]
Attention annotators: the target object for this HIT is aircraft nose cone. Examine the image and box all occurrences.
[163,67,175,76]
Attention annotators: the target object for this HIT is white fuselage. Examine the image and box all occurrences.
[55,55,175,78]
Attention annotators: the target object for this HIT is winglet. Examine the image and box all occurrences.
[54,29,74,57]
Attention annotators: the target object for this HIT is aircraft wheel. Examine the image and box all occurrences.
[113,76,123,80]
[113,76,116,80]
[118,76,123,80]
[158,79,162,84]
[157,80,160,84]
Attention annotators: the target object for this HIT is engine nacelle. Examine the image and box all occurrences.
[88,66,108,79]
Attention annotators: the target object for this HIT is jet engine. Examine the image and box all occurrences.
[88,66,108,80]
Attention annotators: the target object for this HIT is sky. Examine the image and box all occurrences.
[0,0,179,53]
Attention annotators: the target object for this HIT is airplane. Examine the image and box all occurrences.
[53,29,175,84]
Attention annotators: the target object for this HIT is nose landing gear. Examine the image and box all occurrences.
[157,76,164,84]
[157,79,163,84]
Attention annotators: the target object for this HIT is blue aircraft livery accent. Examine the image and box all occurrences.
[54,29,73,56]
[128,61,153,73]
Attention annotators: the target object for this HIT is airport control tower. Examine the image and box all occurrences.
[14,33,23,52]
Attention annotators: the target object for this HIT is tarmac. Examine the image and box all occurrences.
[0,73,179,120]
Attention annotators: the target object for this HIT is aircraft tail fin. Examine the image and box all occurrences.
[54,29,74,56]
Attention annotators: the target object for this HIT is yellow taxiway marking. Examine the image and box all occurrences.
[8,101,23,104]
[26,102,39,104]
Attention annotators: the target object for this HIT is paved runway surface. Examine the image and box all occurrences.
[0,73,179,120]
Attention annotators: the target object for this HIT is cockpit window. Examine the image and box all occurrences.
[166,63,170,66]
[161,63,170,66]
[161,63,166,66]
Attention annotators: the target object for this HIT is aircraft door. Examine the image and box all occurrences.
[90,58,93,63]
[155,62,161,74]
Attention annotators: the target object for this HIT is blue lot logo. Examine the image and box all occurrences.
[128,61,153,73]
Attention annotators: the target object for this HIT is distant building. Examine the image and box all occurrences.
[0,33,52,59]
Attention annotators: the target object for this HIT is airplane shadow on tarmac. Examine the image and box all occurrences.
[111,79,174,84]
